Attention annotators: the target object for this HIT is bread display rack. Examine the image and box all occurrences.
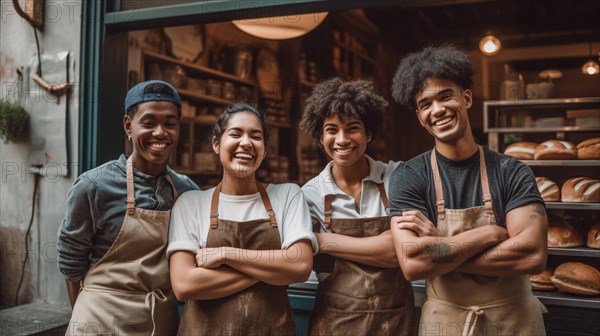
[484,97,600,310]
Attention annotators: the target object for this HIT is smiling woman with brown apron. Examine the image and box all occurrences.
[67,157,180,335]
[418,147,547,336]
[168,103,317,336]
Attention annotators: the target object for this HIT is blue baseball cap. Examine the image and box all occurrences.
[124,80,181,114]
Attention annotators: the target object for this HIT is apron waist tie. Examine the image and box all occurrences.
[145,289,168,336]
[426,294,522,336]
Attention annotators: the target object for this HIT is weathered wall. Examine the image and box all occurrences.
[1,0,81,307]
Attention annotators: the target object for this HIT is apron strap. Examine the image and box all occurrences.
[430,149,445,221]
[210,183,221,229]
[426,294,521,336]
[126,156,135,215]
[430,146,495,223]
[323,194,334,229]
[145,289,168,336]
[210,181,278,229]
[256,182,278,228]
[478,146,496,224]
[376,172,389,210]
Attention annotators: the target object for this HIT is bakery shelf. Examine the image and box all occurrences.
[547,247,600,257]
[533,290,600,309]
[179,89,235,107]
[522,160,600,166]
[545,202,600,210]
[485,97,600,107]
[144,51,256,86]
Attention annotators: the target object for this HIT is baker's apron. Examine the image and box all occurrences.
[178,182,295,336]
[67,156,179,336]
[419,147,546,336]
[309,181,416,336]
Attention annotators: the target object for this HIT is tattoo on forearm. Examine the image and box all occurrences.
[425,242,458,264]
[529,203,547,220]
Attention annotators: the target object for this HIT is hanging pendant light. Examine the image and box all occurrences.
[479,33,501,56]
[233,12,328,40]
[581,42,599,75]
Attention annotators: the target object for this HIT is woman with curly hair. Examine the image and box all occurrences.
[300,78,418,335]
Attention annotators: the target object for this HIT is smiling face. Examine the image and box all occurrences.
[212,111,266,180]
[320,114,370,168]
[123,100,180,176]
[414,77,473,145]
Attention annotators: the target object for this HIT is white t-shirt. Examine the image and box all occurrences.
[167,183,318,257]
[302,155,401,232]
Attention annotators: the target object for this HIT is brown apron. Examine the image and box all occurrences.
[178,182,295,336]
[308,182,417,336]
[419,146,546,336]
[67,156,179,336]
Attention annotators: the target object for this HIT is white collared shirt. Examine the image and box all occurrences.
[301,155,401,232]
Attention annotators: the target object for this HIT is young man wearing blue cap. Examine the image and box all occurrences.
[58,80,198,335]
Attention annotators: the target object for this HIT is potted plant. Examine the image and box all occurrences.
[0,99,29,144]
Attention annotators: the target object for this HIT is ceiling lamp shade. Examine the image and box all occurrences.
[232,12,328,40]
[479,34,501,56]
[581,42,599,75]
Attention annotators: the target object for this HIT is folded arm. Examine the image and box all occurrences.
[197,240,313,286]
[391,210,508,281]
[456,203,548,277]
[316,230,398,268]
[169,250,259,301]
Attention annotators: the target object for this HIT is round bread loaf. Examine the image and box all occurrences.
[587,222,600,249]
[561,177,600,203]
[530,268,557,291]
[577,138,600,160]
[547,215,583,247]
[551,262,600,296]
[535,177,560,202]
[504,142,537,160]
[534,140,577,160]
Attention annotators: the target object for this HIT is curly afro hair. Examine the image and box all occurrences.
[391,44,474,110]
[300,77,388,143]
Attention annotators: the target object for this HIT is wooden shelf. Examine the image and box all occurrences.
[181,114,218,125]
[486,126,600,133]
[178,88,235,107]
[144,51,256,86]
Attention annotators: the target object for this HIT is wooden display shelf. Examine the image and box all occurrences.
[545,202,600,210]
[548,247,600,257]
[522,160,600,166]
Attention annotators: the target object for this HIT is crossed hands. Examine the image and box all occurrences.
[392,210,441,237]
[195,247,224,269]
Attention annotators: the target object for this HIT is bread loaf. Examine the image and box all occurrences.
[587,222,600,249]
[547,215,583,247]
[551,262,600,296]
[576,138,600,160]
[535,177,560,202]
[530,268,557,291]
[504,142,537,160]
[561,177,600,203]
[534,140,577,160]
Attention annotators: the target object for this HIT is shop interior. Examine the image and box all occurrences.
[104,1,599,333]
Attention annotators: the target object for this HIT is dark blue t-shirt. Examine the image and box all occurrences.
[388,147,544,227]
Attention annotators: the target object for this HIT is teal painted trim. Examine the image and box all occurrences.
[103,0,400,31]
[79,1,105,173]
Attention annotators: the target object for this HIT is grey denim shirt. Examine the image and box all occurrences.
[57,154,198,281]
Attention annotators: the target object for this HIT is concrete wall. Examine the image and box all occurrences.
[1,0,81,307]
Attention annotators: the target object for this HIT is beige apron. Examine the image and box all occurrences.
[178,182,295,336]
[67,156,179,336]
[419,147,546,336]
[309,182,417,336]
